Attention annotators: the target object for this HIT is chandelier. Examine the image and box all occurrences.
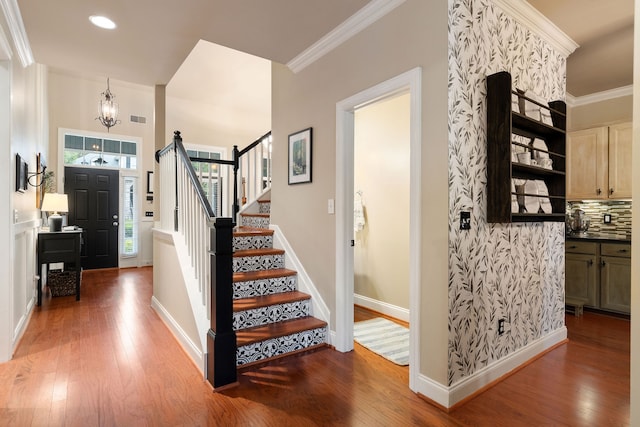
[96,78,120,132]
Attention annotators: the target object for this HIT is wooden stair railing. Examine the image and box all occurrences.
[156,131,237,390]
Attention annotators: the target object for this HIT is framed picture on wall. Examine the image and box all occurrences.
[288,127,312,185]
[15,154,28,193]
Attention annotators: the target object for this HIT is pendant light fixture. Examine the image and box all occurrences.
[96,78,120,132]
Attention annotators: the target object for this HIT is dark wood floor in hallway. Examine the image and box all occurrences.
[0,267,630,426]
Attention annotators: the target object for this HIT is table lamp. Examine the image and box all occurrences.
[41,193,69,232]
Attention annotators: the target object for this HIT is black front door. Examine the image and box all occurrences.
[65,167,119,269]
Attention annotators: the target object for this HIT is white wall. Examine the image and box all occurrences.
[0,11,48,360]
[271,0,450,386]
[152,232,201,367]
[354,93,410,312]
[568,95,632,131]
[166,95,270,154]
[47,70,156,268]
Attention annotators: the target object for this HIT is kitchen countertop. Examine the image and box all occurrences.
[566,232,631,243]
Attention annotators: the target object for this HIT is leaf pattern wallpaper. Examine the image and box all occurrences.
[447,0,566,385]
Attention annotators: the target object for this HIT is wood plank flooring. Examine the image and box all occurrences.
[0,267,629,426]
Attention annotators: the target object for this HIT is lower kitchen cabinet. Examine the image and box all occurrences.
[599,242,631,314]
[566,240,631,315]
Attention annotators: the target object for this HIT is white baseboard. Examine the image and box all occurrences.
[151,296,204,374]
[414,326,567,408]
[354,294,409,323]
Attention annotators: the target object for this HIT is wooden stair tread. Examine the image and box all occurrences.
[240,213,270,218]
[233,248,284,257]
[234,268,297,282]
[236,316,327,347]
[234,226,274,236]
[258,199,271,203]
[234,290,310,312]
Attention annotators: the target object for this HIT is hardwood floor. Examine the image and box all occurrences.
[0,267,629,426]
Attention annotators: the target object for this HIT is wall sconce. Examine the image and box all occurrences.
[41,193,69,232]
[96,78,120,132]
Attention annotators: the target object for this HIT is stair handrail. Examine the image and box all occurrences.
[184,131,272,225]
[234,131,272,223]
[156,130,237,389]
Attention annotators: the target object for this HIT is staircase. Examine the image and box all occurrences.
[233,199,328,369]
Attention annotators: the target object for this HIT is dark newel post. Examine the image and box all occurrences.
[206,217,237,389]
[173,130,181,232]
[232,145,240,226]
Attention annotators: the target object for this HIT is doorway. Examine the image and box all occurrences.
[353,93,411,321]
[335,68,422,391]
[65,167,120,269]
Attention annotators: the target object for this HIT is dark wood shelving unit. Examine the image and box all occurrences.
[487,71,566,223]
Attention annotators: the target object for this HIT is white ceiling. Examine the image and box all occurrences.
[18,0,370,86]
[16,0,634,99]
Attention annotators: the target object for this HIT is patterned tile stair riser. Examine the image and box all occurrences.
[237,327,327,366]
[241,214,271,229]
[233,299,312,330]
[233,252,285,273]
[233,200,328,368]
[234,275,297,299]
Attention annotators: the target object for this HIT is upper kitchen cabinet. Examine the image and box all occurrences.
[608,123,633,198]
[567,122,632,200]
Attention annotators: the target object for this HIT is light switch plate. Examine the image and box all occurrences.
[460,211,471,230]
[603,213,612,224]
[328,199,335,215]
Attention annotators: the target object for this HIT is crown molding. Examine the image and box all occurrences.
[567,85,634,108]
[493,0,579,58]
[287,0,406,74]
[0,0,33,67]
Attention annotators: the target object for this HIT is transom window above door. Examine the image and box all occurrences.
[63,134,137,169]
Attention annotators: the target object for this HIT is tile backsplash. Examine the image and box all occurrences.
[566,200,632,238]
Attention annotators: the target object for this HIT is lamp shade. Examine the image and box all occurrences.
[41,193,68,232]
[41,193,69,214]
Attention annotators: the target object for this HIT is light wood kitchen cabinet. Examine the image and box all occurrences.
[607,123,633,198]
[566,122,632,200]
[600,243,631,314]
[565,241,598,307]
[566,240,631,315]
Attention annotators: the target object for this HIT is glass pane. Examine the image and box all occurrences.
[99,154,120,167]
[122,177,137,256]
[64,150,83,165]
[121,141,136,155]
[91,155,110,167]
[187,150,197,158]
[104,139,120,153]
[85,137,102,152]
[197,151,210,159]
[65,135,84,150]
[120,155,137,169]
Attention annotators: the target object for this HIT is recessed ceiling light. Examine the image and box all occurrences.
[89,15,116,30]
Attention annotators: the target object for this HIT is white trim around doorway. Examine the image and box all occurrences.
[335,67,422,392]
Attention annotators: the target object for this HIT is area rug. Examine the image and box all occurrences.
[353,317,409,366]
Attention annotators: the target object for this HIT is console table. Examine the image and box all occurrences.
[37,230,82,306]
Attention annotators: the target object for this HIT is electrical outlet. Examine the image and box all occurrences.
[460,211,471,230]
[603,213,612,224]
[498,319,505,335]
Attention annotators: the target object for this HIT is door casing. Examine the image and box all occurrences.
[335,67,422,391]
